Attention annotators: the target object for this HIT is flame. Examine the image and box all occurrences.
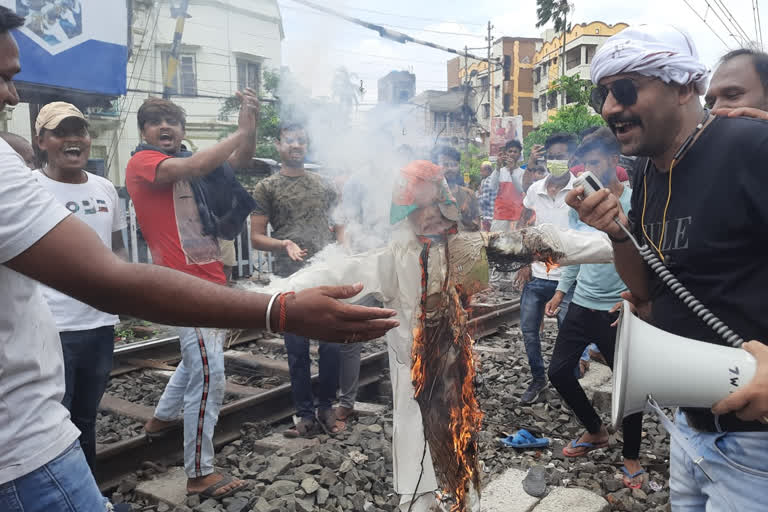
[409,241,483,512]
[447,290,483,511]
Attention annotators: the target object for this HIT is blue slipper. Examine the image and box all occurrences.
[500,429,550,449]
[621,466,647,489]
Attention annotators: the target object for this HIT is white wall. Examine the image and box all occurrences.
[7,0,283,185]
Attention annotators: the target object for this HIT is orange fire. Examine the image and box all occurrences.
[411,279,483,512]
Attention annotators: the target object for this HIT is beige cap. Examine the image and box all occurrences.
[35,102,87,136]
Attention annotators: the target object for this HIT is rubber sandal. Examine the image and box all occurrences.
[621,466,647,489]
[336,406,358,422]
[317,409,346,435]
[187,474,248,500]
[562,438,609,457]
[283,418,320,439]
[500,429,550,449]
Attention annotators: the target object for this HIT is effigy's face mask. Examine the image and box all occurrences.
[407,203,456,236]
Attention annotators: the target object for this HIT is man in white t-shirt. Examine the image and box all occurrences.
[33,101,127,471]
[0,9,399,512]
[516,132,578,404]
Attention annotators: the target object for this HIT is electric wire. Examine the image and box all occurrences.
[711,0,753,44]
[315,1,487,27]
[680,0,731,48]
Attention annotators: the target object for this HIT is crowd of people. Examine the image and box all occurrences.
[1,5,767,511]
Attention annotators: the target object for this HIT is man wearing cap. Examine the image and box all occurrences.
[568,24,768,510]
[33,102,127,472]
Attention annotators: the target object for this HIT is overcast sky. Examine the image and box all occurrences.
[278,0,764,102]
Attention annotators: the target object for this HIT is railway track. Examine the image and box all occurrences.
[95,298,521,488]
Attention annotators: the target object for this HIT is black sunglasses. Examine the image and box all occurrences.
[590,78,644,114]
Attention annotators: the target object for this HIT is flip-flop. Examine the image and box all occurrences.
[621,466,647,489]
[500,429,550,449]
[317,409,346,435]
[187,474,248,500]
[562,438,609,457]
[336,406,358,422]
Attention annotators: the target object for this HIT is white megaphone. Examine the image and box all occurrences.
[612,300,757,428]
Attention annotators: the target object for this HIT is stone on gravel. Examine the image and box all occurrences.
[522,465,549,497]
[251,497,271,512]
[317,467,338,486]
[264,480,299,500]
[224,496,250,512]
[366,424,383,433]
[533,487,609,511]
[295,496,314,512]
[316,487,330,506]
[300,477,319,495]
[258,456,292,483]
[193,498,220,512]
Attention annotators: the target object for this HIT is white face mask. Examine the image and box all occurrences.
[547,159,570,177]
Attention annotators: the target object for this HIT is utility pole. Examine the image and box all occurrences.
[487,21,494,136]
[164,0,191,99]
[463,45,471,156]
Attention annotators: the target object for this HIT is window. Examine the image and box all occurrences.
[237,58,262,92]
[503,93,511,112]
[534,67,541,84]
[503,55,512,81]
[548,91,558,109]
[495,85,500,99]
[482,103,490,119]
[162,52,197,96]
[566,48,581,70]
[533,99,539,112]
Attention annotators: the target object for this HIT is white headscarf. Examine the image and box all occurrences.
[590,24,710,94]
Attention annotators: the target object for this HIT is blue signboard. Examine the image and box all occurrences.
[2,0,128,96]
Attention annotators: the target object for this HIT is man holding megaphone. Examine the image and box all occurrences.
[567,24,768,512]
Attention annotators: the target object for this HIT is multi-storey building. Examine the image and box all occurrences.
[532,21,627,127]
[447,36,542,139]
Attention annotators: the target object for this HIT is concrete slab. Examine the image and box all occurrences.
[353,401,389,417]
[252,432,321,454]
[481,468,541,512]
[532,487,609,512]
[135,466,188,507]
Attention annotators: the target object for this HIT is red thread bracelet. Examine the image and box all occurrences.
[279,292,294,333]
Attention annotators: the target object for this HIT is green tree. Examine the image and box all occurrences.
[548,74,593,107]
[523,103,604,156]
[536,0,573,107]
[461,143,489,189]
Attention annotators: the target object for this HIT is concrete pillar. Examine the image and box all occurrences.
[580,45,587,66]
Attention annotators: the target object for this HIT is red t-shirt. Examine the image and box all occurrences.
[126,150,226,285]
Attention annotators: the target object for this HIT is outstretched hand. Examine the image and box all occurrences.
[283,240,307,262]
[712,341,768,423]
[286,283,399,342]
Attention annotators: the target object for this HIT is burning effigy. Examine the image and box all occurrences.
[260,161,612,511]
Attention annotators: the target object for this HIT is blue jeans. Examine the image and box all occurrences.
[520,278,572,380]
[670,411,768,512]
[60,326,115,471]
[154,327,226,478]
[0,441,108,512]
[284,334,340,419]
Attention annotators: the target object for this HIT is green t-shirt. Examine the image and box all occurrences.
[252,171,338,277]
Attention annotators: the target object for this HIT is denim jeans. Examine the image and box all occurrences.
[154,327,226,479]
[520,278,572,380]
[670,410,768,512]
[60,326,115,471]
[548,304,642,459]
[0,441,108,512]
[284,333,340,419]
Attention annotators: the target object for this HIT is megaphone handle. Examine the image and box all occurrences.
[646,397,715,483]
[613,219,744,349]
